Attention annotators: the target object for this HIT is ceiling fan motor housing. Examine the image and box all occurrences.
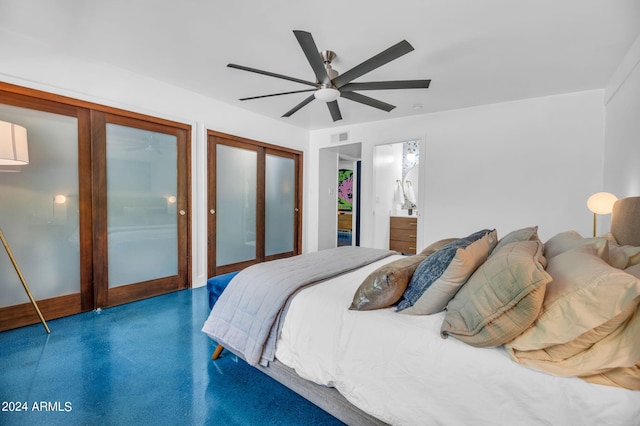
[320,50,339,82]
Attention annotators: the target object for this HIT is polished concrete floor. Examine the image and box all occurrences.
[0,287,343,425]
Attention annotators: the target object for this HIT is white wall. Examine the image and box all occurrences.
[0,32,309,288]
[317,148,338,250]
[308,90,606,251]
[603,34,640,199]
[373,143,404,249]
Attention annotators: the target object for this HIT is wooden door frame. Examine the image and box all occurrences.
[0,82,192,330]
[207,130,302,277]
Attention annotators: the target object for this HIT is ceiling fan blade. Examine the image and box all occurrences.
[333,40,415,88]
[282,94,316,117]
[327,100,342,122]
[239,89,316,101]
[228,63,318,87]
[340,91,396,112]
[340,80,431,91]
[293,30,330,85]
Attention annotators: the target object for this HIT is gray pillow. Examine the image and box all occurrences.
[396,229,493,312]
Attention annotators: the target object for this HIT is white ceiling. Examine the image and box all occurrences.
[1,0,639,130]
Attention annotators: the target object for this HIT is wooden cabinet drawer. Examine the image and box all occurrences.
[390,227,417,242]
[390,216,417,230]
[389,216,418,254]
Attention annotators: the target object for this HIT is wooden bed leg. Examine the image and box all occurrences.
[212,344,224,360]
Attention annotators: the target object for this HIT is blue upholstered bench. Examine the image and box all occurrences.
[206,270,240,359]
[206,271,240,310]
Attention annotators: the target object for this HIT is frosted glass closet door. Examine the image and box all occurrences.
[0,105,79,307]
[106,124,178,287]
[265,154,295,256]
[216,144,257,266]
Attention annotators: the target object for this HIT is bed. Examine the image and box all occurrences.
[202,196,640,425]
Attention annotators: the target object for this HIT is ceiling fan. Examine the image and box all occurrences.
[228,30,431,122]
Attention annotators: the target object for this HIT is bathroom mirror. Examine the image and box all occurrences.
[402,164,419,212]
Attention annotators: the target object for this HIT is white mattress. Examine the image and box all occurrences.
[275,255,640,426]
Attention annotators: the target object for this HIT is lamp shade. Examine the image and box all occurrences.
[0,121,29,165]
[587,192,617,214]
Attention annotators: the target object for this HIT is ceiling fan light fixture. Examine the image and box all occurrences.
[314,87,340,102]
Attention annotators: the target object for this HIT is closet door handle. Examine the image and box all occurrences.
[210,209,215,214]
[179,210,186,216]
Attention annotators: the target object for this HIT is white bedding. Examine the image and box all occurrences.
[275,255,640,426]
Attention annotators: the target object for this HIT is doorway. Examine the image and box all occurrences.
[318,143,362,250]
[373,140,421,251]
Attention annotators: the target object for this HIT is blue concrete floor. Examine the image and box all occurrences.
[0,287,344,426]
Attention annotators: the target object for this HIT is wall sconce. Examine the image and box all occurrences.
[0,121,29,165]
[52,194,68,222]
[587,192,617,237]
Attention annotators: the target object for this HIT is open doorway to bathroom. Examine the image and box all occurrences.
[373,140,420,253]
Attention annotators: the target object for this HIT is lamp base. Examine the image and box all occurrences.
[0,228,50,333]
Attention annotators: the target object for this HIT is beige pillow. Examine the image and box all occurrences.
[440,240,551,347]
[350,254,426,310]
[508,299,637,362]
[545,230,640,269]
[626,264,640,279]
[582,362,640,390]
[507,298,640,387]
[492,226,539,253]
[544,230,590,258]
[419,237,458,257]
[400,230,497,315]
[507,241,640,351]
[602,232,640,269]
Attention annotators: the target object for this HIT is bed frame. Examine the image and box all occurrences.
[256,359,387,426]
[220,196,640,426]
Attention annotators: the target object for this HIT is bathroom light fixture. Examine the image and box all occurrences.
[406,147,417,162]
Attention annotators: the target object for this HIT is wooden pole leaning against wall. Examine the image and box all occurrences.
[0,228,50,333]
